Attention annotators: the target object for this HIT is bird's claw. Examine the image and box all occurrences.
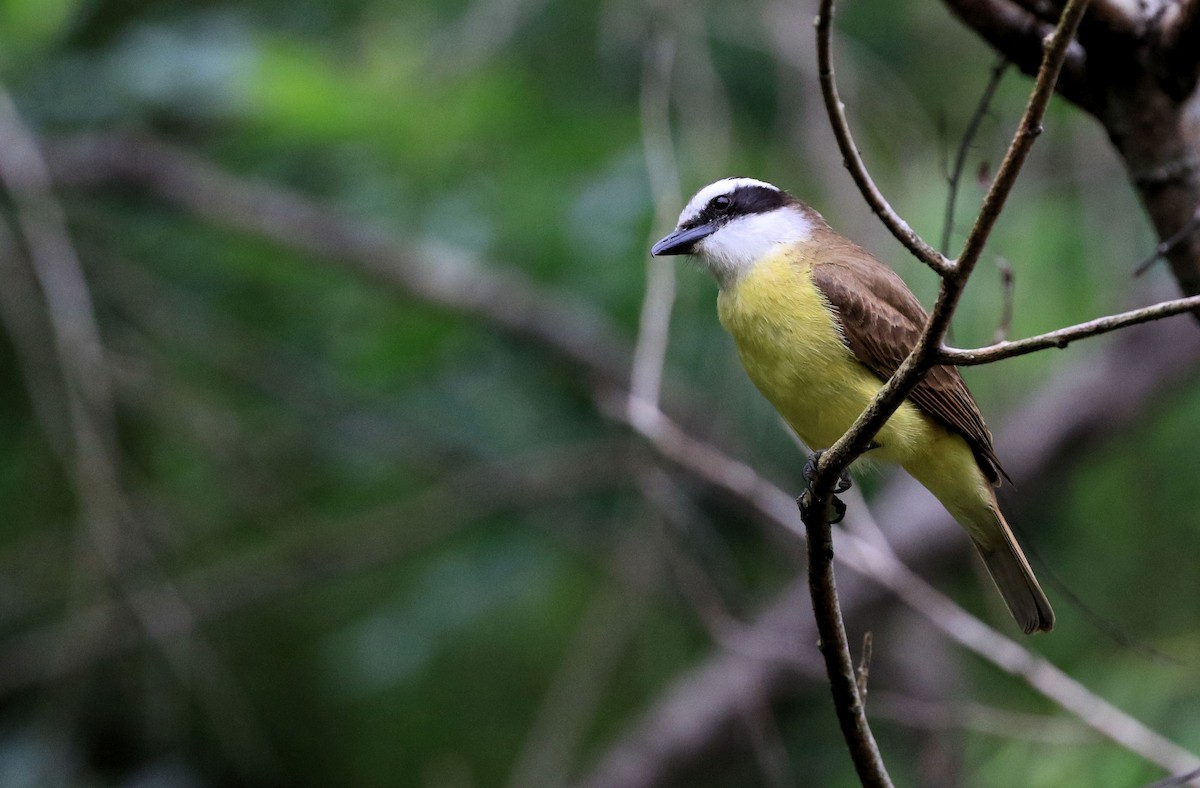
[801,449,852,523]
[803,449,853,493]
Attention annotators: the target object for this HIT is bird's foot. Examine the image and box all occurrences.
[803,449,853,493]
[799,449,851,524]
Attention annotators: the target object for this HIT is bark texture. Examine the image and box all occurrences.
[944,0,1200,300]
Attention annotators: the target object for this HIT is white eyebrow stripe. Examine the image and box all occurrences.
[677,177,780,227]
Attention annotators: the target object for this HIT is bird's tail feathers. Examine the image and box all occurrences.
[968,505,1055,634]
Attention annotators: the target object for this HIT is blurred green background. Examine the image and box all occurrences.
[1,0,1199,786]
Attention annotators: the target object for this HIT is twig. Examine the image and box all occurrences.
[942,291,1200,365]
[855,632,873,704]
[796,483,893,786]
[994,256,1016,342]
[942,57,1010,255]
[815,0,952,277]
[958,0,1090,269]
[1134,208,1200,276]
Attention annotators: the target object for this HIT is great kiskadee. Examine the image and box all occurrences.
[652,177,1054,634]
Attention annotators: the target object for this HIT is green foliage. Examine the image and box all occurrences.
[0,0,1197,786]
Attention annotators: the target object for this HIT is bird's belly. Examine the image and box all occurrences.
[717,258,930,463]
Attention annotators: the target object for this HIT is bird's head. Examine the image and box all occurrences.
[651,177,815,287]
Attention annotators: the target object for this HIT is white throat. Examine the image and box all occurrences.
[696,207,813,288]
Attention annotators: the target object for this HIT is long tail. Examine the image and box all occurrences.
[967,500,1055,634]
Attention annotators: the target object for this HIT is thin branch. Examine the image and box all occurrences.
[1134,207,1200,277]
[796,482,893,786]
[943,57,1010,255]
[993,257,1016,342]
[941,291,1200,364]
[958,0,1091,273]
[815,0,953,277]
[855,632,873,703]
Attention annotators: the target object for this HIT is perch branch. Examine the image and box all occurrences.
[804,0,1090,782]
[942,292,1200,364]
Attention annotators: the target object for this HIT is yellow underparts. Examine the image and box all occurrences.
[717,245,995,539]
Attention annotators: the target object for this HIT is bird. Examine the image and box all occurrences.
[651,177,1054,634]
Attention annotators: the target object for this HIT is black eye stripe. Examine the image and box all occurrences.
[689,184,788,227]
[729,185,787,214]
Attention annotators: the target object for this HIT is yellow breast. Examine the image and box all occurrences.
[716,244,929,463]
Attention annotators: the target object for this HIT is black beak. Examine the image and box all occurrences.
[650,223,716,256]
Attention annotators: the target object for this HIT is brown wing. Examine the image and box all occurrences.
[809,244,1008,485]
